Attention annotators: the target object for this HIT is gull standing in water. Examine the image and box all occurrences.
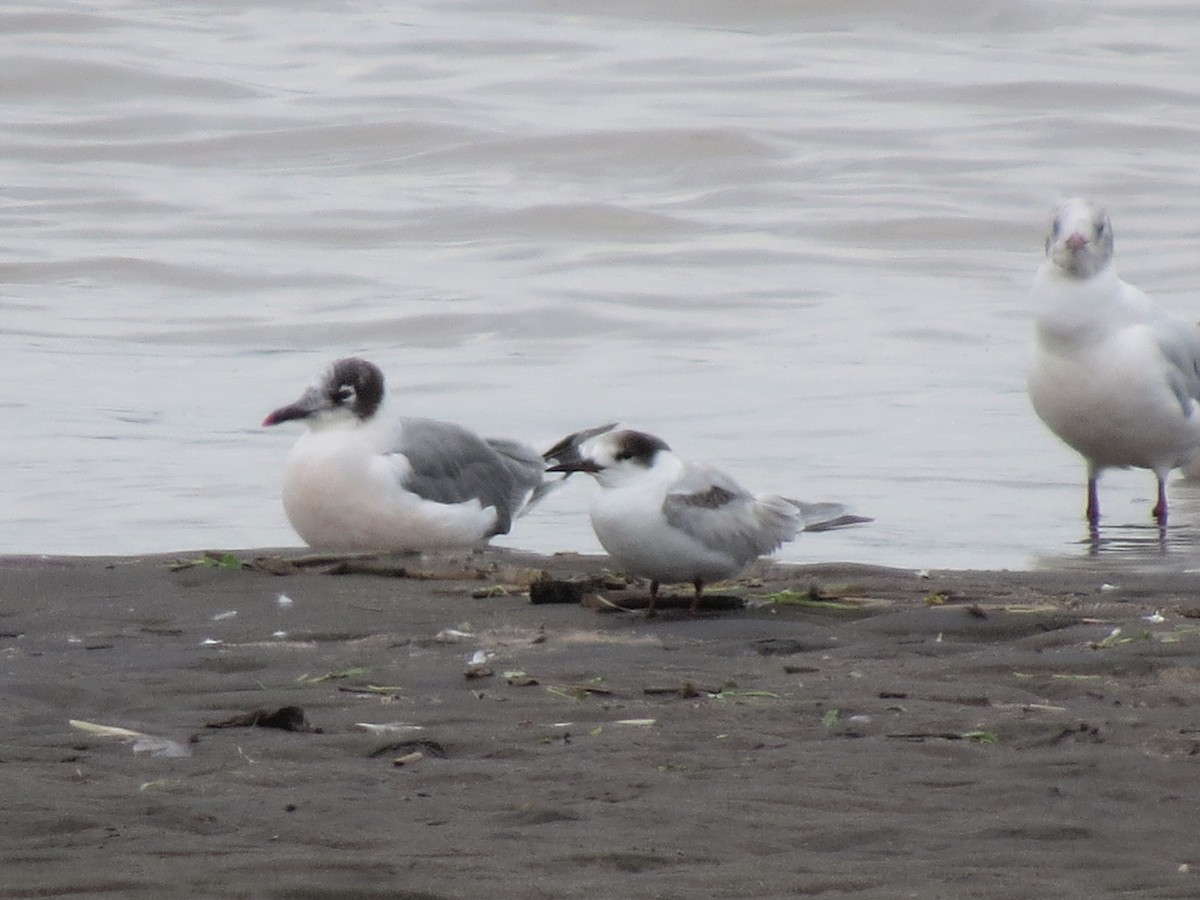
[549,428,864,614]
[263,357,612,551]
[1028,198,1200,528]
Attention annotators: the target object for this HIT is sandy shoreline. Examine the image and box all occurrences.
[3,548,1200,899]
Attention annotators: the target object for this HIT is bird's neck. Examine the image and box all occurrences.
[1032,261,1127,350]
[305,408,369,433]
[597,451,683,492]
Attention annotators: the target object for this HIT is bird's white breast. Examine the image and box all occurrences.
[588,462,742,585]
[281,426,497,551]
[1029,289,1200,472]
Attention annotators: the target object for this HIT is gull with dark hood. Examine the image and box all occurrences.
[263,357,612,551]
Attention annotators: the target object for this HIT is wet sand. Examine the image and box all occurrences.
[3,548,1200,899]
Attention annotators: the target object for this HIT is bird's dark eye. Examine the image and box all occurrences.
[1096,221,1106,235]
[1051,219,1061,238]
[615,450,632,461]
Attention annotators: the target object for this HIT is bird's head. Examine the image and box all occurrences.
[262,357,385,428]
[1045,198,1114,280]
[547,429,671,488]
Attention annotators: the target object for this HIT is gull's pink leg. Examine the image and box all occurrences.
[1152,473,1168,526]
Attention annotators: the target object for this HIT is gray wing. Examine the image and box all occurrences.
[1151,316,1200,415]
[392,418,544,536]
[1119,278,1200,414]
[662,463,799,566]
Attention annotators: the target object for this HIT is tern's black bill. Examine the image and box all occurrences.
[547,459,602,474]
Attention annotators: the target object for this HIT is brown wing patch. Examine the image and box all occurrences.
[672,484,739,510]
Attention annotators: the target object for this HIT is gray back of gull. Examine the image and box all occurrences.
[390,417,544,537]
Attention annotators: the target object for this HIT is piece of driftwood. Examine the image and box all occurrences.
[205,706,319,733]
[529,576,617,605]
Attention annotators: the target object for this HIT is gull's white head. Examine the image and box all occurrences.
[263,357,385,429]
[548,429,672,488]
[1044,198,1115,280]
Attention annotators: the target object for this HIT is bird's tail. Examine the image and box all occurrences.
[784,499,873,533]
[540,422,618,466]
[517,422,619,516]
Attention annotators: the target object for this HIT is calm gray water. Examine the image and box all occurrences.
[5,0,1200,571]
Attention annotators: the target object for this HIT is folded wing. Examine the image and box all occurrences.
[662,463,799,566]
[388,418,543,536]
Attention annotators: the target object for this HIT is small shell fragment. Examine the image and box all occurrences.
[354,723,425,734]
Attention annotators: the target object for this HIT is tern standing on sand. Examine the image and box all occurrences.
[1028,198,1200,527]
[549,428,861,614]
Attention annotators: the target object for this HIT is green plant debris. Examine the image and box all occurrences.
[961,730,998,744]
[298,667,370,684]
[925,593,948,606]
[1157,626,1200,643]
[546,685,589,701]
[1089,627,1152,650]
[337,684,405,694]
[765,588,819,604]
[169,552,244,571]
[138,779,181,792]
[821,709,840,727]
